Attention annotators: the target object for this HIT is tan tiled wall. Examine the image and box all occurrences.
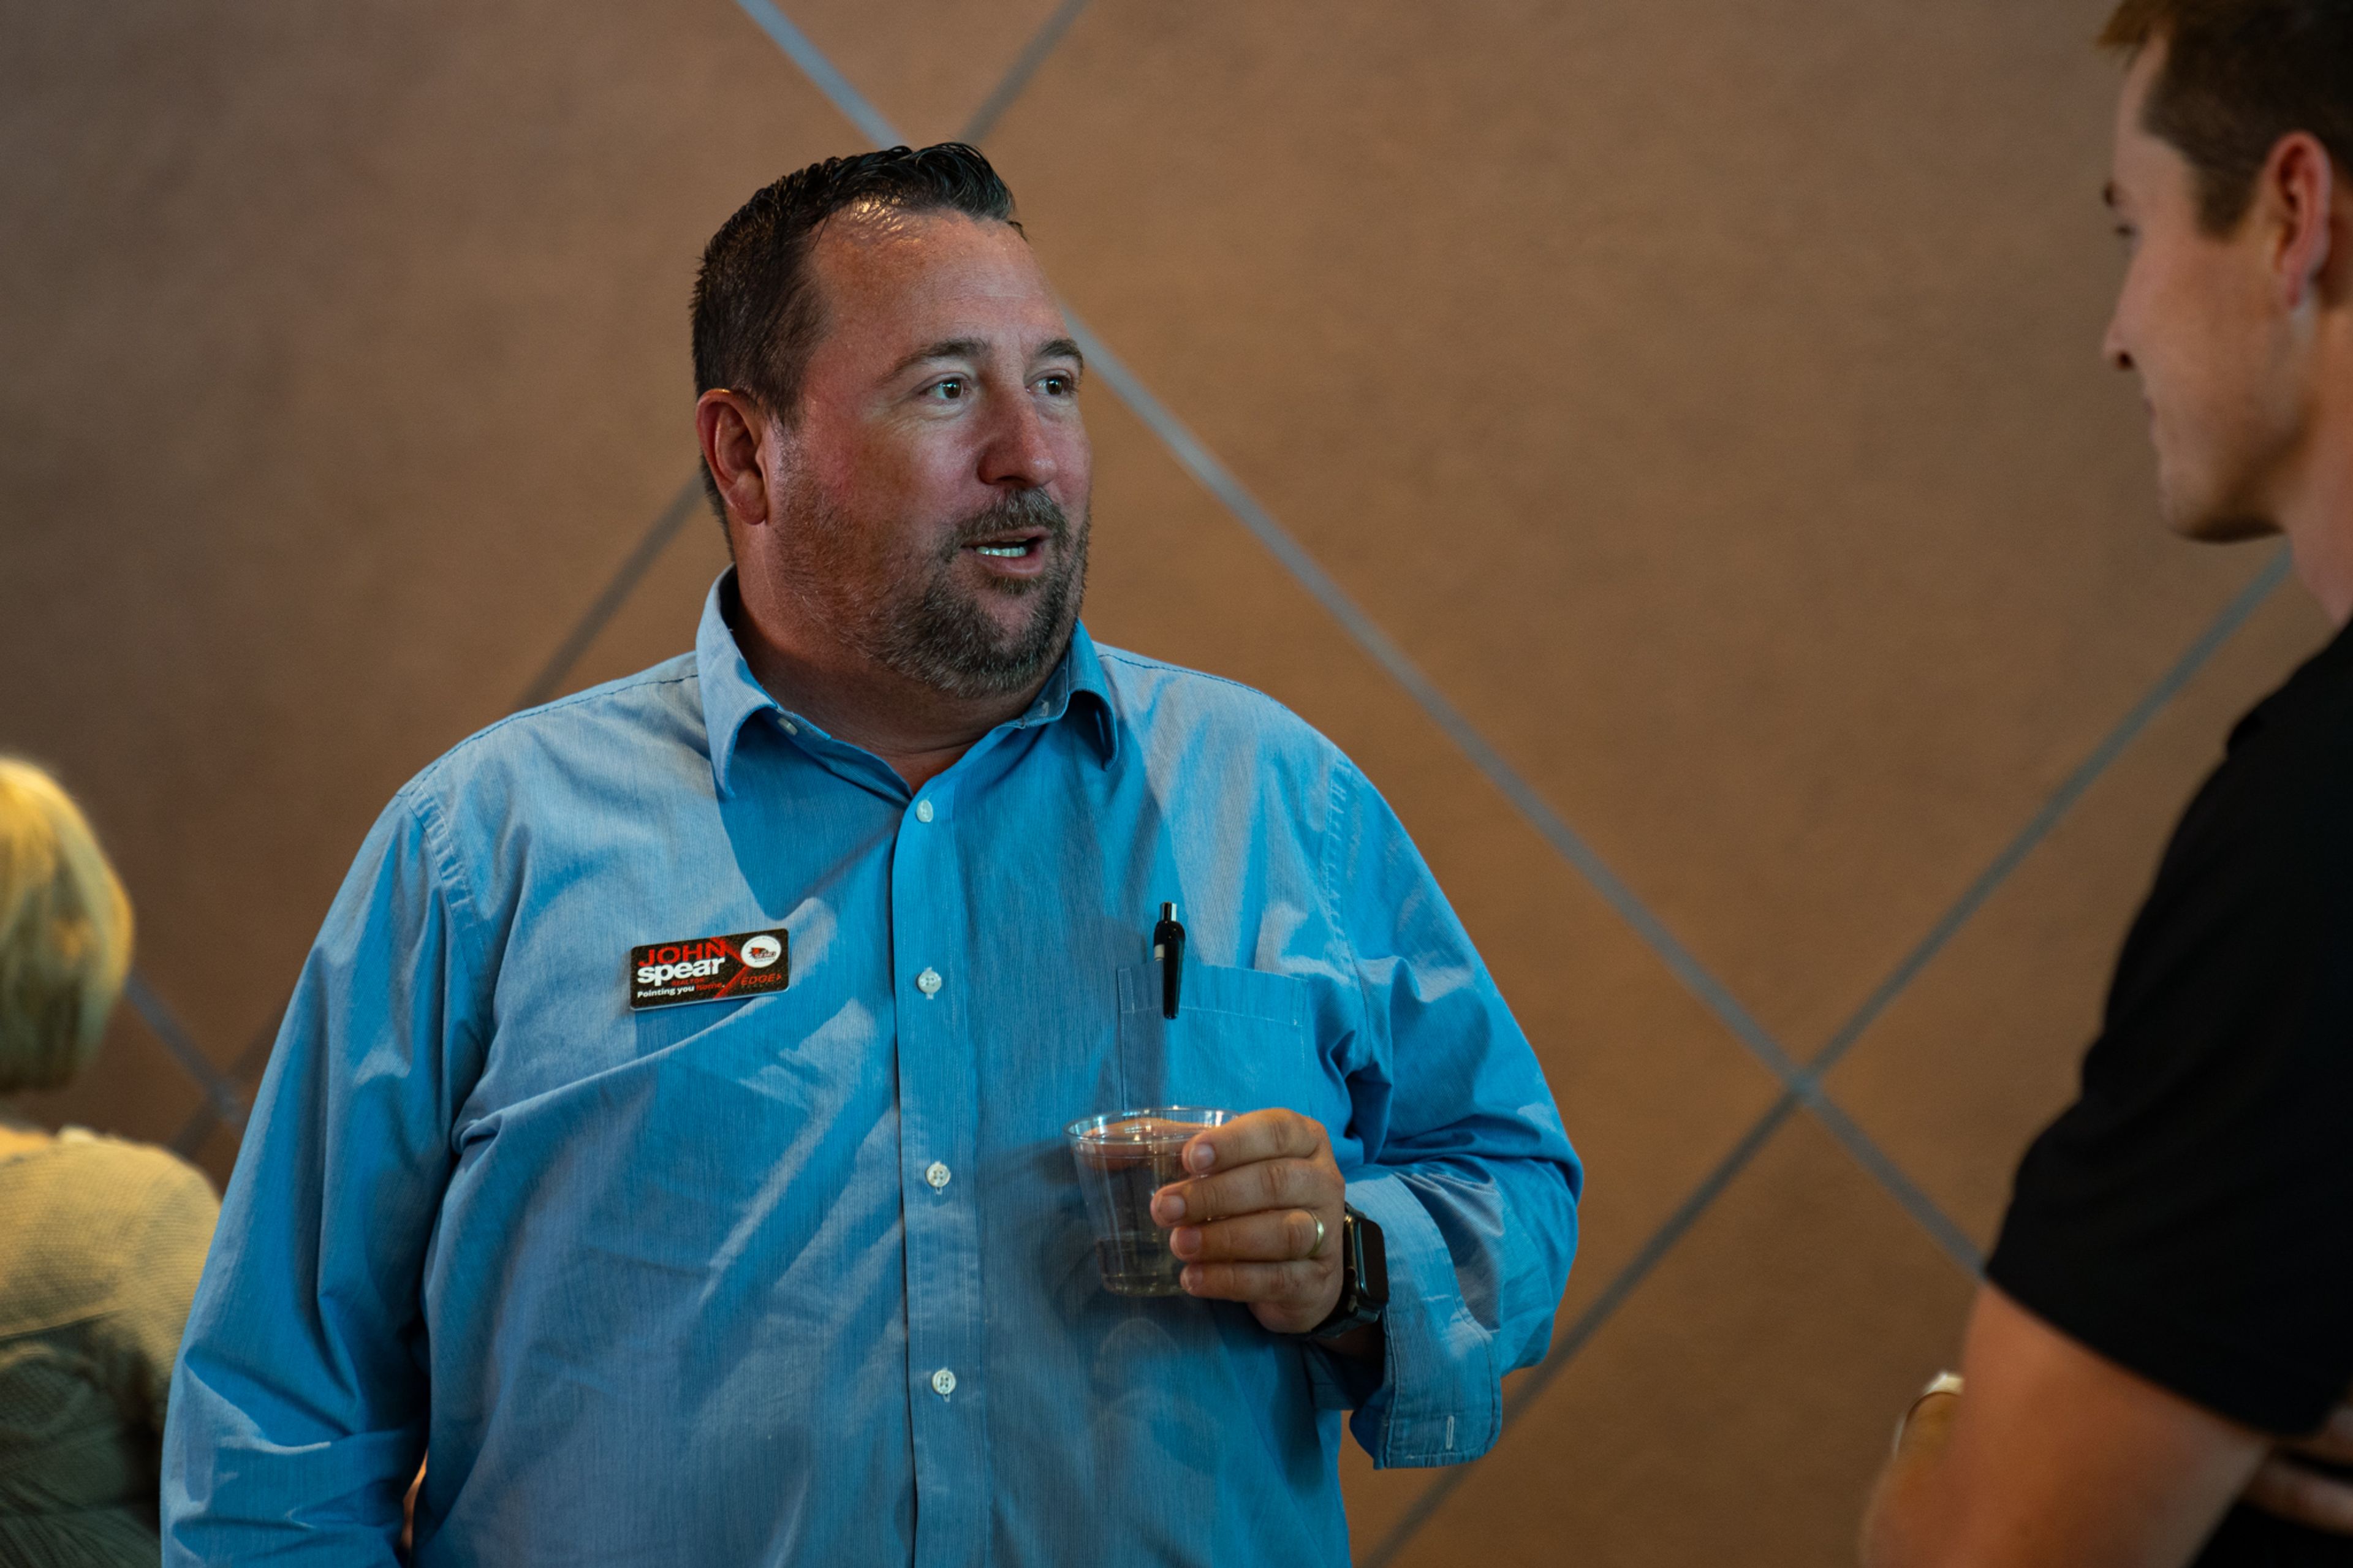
[1,2,2324,1561]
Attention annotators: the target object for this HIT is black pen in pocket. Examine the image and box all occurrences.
[1152,903,1185,1020]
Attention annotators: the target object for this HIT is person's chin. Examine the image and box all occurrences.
[2161,483,2279,543]
[2180,512,2280,543]
[2155,455,2279,543]
[979,594,1074,659]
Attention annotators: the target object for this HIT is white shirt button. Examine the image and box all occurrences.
[915,799,934,823]
[781,719,798,735]
[931,1368,957,1398]
[925,1161,952,1189]
[917,968,942,996]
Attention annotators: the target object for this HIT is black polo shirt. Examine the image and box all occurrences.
[1988,613,2353,1565]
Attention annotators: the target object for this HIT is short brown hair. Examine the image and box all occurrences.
[2101,0,2353,232]
[0,759,132,1093]
[691,145,1018,518]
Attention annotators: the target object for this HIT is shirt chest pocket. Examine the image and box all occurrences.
[1115,960,1320,1118]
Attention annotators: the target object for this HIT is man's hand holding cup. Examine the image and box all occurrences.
[1148,1108,1348,1336]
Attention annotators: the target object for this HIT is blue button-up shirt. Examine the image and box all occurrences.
[163,574,1580,1567]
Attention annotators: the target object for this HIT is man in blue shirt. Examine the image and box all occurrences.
[162,144,1580,1566]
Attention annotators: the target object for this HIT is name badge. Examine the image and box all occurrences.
[628,928,789,1010]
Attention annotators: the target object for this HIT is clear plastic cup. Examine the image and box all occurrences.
[1066,1107,1233,1296]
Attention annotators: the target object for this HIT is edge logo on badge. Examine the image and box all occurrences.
[627,928,790,1011]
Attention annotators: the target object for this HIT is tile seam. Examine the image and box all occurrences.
[512,475,707,712]
[1354,1090,1805,1568]
[960,0,1093,146]
[121,972,247,1132]
[165,477,710,1156]
[169,1011,281,1158]
[1804,547,2291,1082]
[733,0,899,148]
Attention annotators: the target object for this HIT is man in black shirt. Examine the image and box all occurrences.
[1862,2,2353,1565]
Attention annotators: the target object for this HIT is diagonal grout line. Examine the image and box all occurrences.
[1504,1098,1804,1426]
[514,476,705,711]
[960,0,1093,145]
[1802,1094,1981,1268]
[170,475,709,1158]
[169,1010,280,1158]
[122,972,247,1133]
[1358,1093,1805,1568]
[733,0,1982,1289]
[1803,548,2291,1083]
[118,964,239,1140]
[735,0,900,148]
[1362,551,2290,1564]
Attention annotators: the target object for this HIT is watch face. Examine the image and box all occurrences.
[1355,1211,1389,1309]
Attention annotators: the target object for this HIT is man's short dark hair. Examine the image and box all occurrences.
[691,144,1018,513]
[2102,0,2353,233]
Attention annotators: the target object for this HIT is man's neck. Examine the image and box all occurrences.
[2266,316,2353,626]
[2281,412,2353,627]
[730,604,1053,793]
[2277,266,2353,625]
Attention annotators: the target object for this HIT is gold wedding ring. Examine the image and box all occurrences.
[1307,1211,1328,1260]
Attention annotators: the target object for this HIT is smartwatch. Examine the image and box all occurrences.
[1305,1205,1388,1342]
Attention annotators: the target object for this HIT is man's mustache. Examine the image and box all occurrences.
[938,489,1070,560]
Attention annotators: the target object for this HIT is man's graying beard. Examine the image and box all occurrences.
[864,487,1089,698]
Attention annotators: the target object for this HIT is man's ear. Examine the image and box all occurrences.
[2262,132,2340,313]
[696,389,778,534]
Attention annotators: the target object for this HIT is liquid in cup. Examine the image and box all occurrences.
[1067,1108,1232,1297]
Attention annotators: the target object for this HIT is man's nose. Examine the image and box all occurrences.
[2102,312,2135,373]
[978,392,1059,490]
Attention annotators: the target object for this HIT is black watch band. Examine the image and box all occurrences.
[1305,1205,1388,1342]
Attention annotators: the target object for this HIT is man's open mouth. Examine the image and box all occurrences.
[966,531,1048,559]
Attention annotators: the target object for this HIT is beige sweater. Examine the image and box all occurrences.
[0,1129,218,1567]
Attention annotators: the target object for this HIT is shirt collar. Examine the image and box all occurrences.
[697,572,780,798]
[697,570,1119,797]
[1023,622,1120,769]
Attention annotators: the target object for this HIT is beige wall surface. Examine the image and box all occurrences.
[0,2,2327,1562]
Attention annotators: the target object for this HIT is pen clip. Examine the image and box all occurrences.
[1152,901,1184,1021]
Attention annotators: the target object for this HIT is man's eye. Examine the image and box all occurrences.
[1039,374,1074,396]
[928,379,967,401]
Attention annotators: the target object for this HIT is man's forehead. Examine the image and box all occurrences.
[2111,37,2167,163]
[808,208,1064,354]
[2107,45,2178,203]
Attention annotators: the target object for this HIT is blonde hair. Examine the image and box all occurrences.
[0,759,134,1093]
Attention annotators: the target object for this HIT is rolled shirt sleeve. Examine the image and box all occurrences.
[162,789,486,1564]
[1316,761,1582,1468]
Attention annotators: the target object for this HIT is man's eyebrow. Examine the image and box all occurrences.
[885,335,1086,382]
[885,338,990,381]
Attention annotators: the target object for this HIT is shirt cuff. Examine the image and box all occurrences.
[1338,1172,1501,1468]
